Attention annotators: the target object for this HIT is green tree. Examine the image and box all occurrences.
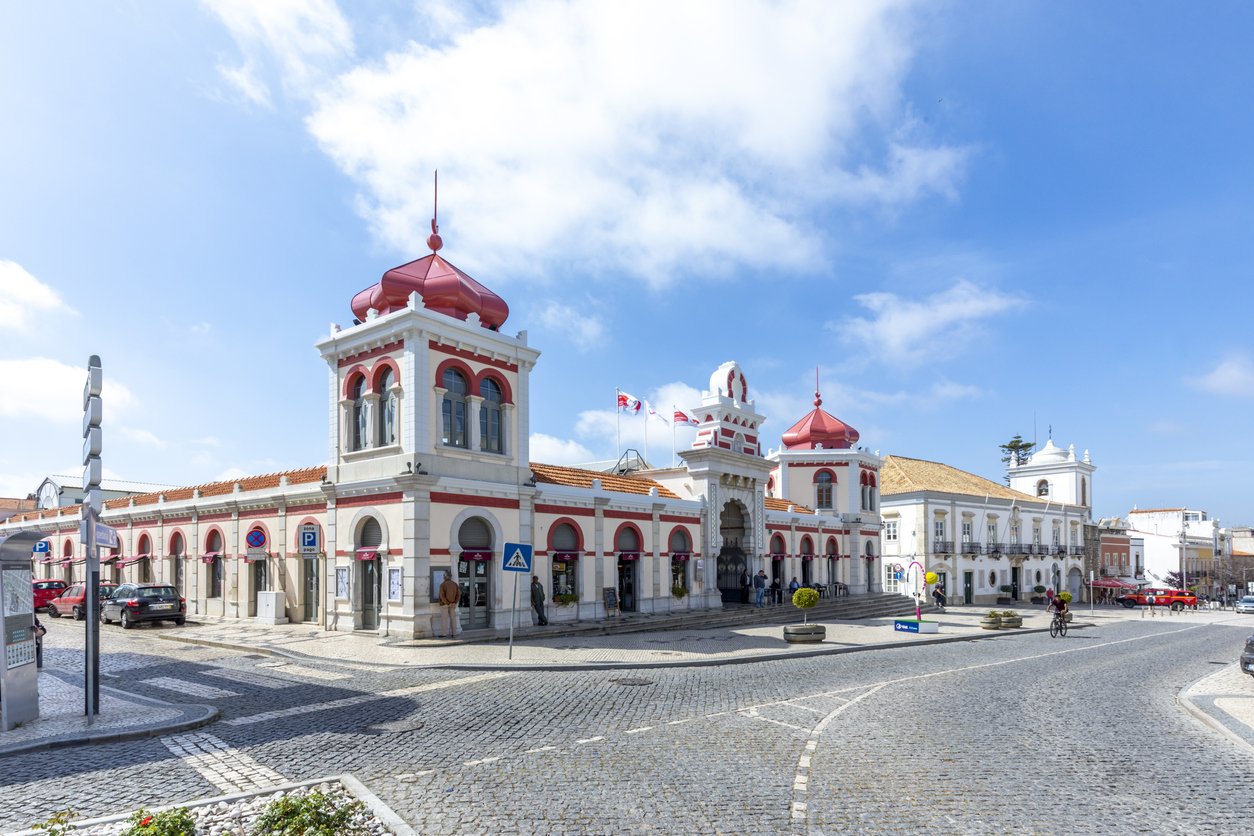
[999,434,1035,483]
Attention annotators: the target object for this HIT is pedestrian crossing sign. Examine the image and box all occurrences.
[503,542,532,573]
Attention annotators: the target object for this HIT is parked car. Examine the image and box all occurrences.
[100,583,186,628]
[1242,634,1254,676]
[1235,596,1254,614]
[49,581,118,620]
[32,579,68,613]
[1115,587,1198,611]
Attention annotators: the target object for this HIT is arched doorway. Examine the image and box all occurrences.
[1067,566,1083,602]
[769,533,787,591]
[169,532,185,594]
[864,540,877,593]
[356,517,383,630]
[615,526,641,612]
[457,516,494,630]
[716,500,749,604]
[800,536,814,586]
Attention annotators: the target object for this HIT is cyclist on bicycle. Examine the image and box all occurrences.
[1049,594,1069,621]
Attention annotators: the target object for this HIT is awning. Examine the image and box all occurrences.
[355,549,379,561]
[117,553,150,567]
[240,552,269,562]
[670,552,692,562]
[100,554,120,564]
[1089,577,1136,589]
[800,554,815,561]
[460,550,492,561]
[551,551,580,562]
[768,553,788,560]
[200,551,222,563]
[617,552,641,561]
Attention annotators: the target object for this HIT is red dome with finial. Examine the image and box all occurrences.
[780,376,860,450]
[349,171,509,330]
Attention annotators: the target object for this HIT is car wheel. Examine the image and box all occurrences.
[1122,600,1135,609]
[100,607,110,624]
[173,617,185,626]
[1171,602,1184,612]
[49,606,61,619]
[120,611,133,629]
[73,606,84,621]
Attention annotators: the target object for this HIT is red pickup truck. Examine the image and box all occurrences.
[1116,587,1197,611]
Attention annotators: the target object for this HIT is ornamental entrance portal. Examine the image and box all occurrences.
[717,500,751,604]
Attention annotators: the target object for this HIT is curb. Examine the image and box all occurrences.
[153,621,1073,673]
[1176,664,1254,758]
[0,668,219,757]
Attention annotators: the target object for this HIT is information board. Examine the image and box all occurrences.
[603,586,618,613]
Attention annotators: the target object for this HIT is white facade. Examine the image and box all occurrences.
[1126,508,1221,588]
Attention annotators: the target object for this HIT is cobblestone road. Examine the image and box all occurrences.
[3,618,1251,834]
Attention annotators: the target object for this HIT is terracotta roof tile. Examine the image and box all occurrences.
[881,455,1084,509]
[764,497,815,514]
[530,462,679,499]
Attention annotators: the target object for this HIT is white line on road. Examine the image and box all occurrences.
[575,736,604,744]
[162,732,287,794]
[142,677,239,699]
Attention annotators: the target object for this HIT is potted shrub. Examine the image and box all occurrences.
[553,592,579,607]
[980,610,1003,630]
[671,584,687,599]
[783,587,825,643]
[1000,609,1022,628]
[1030,584,1046,605]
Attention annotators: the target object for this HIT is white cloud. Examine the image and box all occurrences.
[0,358,136,422]
[0,260,77,333]
[301,0,967,286]
[204,0,354,103]
[1194,354,1254,396]
[836,279,1027,365]
[528,433,594,465]
[118,427,168,449]
[537,302,604,349]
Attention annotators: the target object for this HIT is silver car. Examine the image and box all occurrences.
[1235,596,1254,614]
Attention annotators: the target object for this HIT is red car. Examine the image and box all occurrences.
[1116,587,1198,611]
[49,581,118,620]
[32,579,68,613]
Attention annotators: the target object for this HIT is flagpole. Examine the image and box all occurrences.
[615,388,621,456]
[643,402,649,465]
[671,405,677,467]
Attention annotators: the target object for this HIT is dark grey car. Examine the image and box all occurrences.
[100,583,186,628]
[1242,634,1254,677]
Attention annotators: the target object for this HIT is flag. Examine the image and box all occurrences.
[617,391,642,414]
[673,407,700,427]
[646,401,669,425]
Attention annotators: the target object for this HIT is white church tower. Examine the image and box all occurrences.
[1008,437,1095,517]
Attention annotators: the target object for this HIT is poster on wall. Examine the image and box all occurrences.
[388,568,402,601]
[430,567,448,602]
[335,567,349,599]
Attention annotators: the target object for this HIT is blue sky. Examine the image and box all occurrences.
[2,1,1252,524]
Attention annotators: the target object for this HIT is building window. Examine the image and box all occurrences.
[1033,524,1041,545]
[350,375,367,451]
[441,368,469,448]
[987,521,997,543]
[479,377,504,454]
[1036,479,1049,497]
[378,367,396,446]
[1010,523,1020,545]
[961,521,972,543]
[884,521,898,542]
[815,472,833,509]
[1052,525,1060,546]
[933,521,945,542]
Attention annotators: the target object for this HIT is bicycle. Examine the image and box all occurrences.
[1049,610,1068,638]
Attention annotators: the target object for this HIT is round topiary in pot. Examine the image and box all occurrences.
[784,587,824,643]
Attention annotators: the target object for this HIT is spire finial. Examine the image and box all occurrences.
[427,169,443,252]
[814,366,822,407]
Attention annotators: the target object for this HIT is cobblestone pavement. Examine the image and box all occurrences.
[3,613,1252,834]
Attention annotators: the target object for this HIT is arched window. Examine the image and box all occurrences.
[458,517,492,551]
[815,471,833,509]
[441,368,469,448]
[377,367,396,447]
[479,377,504,454]
[770,534,786,557]
[359,517,383,550]
[1036,479,1049,497]
[350,375,368,451]
[206,530,224,598]
[669,528,691,554]
[615,527,640,554]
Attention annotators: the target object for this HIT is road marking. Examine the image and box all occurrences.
[666,719,691,726]
[625,726,653,734]
[203,668,289,689]
[162,732,286,794]
[575,736,604,744]
[142,677,239,699]
[790,684,885,824]
[525,745,558,754]
[396,770,435,782]
[464,756,501,766]
[224,671,513,726]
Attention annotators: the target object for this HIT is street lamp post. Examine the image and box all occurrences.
[1179,524,1188,593]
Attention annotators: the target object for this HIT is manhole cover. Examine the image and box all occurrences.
[610,677,653,687]
[365,719,426,734]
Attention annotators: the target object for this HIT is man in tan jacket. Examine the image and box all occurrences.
[438,571,462,638]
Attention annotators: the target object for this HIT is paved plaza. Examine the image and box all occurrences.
[2,606,1253,834]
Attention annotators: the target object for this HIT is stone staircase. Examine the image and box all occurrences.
[492,592,937,642]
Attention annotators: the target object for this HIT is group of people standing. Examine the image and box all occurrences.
[741,569,826,607]
[435,572,551,638]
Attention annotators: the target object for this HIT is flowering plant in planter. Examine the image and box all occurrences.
[554,593,579,606]
[792,587,819,623]
[671,584,687,599]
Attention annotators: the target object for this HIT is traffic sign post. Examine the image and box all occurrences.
[82,355,103,723]
[502,542,533,660]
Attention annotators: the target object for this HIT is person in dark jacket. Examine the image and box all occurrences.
[740,569,750,604]
[530,575,548,625]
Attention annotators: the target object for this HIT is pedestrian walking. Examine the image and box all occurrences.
[438,571,462,637]
[753,569,768,608]
[531,575,549,625]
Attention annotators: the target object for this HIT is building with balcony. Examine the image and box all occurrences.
[1126,507,1224,595]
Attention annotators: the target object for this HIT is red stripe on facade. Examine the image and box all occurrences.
[431,492,520,509]
[859,530,879,536]
[535,504,595,516]
[429,340,519,373]
[338,492,404,508]
[431,548,450,555]
[337,340,405,368]
[660,514,700,524]
[604,510,651,521]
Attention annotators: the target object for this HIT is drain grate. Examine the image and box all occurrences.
[610,677,654,687]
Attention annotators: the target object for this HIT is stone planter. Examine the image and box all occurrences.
[979,616,1002,630]
[784,624,826,643]
[1000,616,1022,628]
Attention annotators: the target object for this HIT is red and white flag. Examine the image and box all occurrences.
[646,401,669,425]
[673,407,700,427]
[617,390,642,414]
